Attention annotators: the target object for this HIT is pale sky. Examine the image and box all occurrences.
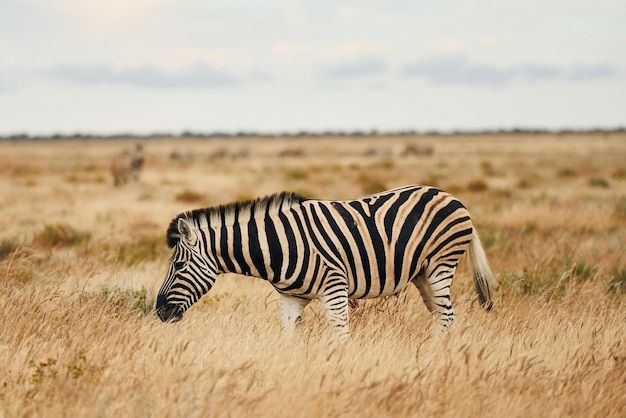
[1,0,625,135]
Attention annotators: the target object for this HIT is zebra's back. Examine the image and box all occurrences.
[297,185,473,298]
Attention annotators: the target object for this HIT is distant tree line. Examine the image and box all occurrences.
[1,127,625,141]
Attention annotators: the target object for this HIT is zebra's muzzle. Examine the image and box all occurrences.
[155,295,184,323]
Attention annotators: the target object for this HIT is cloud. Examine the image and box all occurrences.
[46,62,241,89]
[403,56,615,87]
[403,56,516,87]
[318,56,387,79]
[568,65,613,80]
[519,64,561,81]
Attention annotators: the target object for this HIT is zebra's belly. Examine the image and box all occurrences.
[347,274,415,299]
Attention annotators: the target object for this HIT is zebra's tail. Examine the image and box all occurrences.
[467,229,495,311]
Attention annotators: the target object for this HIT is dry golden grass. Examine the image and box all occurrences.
[1,133,625,417]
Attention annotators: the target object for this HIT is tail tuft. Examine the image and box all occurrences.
[467,229,495,311]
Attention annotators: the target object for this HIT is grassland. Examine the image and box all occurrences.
[0,133,625,417]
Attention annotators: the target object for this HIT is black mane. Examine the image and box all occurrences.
[166,191,308,248]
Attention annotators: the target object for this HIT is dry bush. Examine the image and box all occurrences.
[516,173,544,189]
[557,167,579,178]
[611,167,626,179]
[358,176,388,195]
[4,262,38,286]
[279,148,305,157]
[371,158,395,170]
[0,162,43,177]
[0,237,21,261]
[467,178,488,192]
[175,189,208,204]
[480,160,496,176]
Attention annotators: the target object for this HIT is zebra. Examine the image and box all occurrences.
[155,185,495,338]
[110,143,145,187]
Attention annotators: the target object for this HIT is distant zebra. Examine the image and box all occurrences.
[111,143,145,186]
[156,185,495,338]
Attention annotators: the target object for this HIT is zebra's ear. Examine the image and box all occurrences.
[177,218,197,245]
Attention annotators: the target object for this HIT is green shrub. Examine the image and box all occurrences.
[589,177,610,188]
[565,256,597,282]
[67,356,89,379]
[29,358,58,384]
[608,267,626,294]
[33,224,89,248]
[106,234,167,267]
[509,266,564,297]
[481,232,498,249]
[501,255,599,299]
[286,168,309,181]
[83,286,155,316]
[522,222,538,235]
[127,235,164,267]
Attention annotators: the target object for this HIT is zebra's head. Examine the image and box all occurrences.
[156,216,217,323]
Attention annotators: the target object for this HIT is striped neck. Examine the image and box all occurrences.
[167,191,307,247]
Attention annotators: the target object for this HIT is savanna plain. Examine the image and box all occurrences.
[1,133,625,418]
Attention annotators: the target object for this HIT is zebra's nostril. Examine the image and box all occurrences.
[155,294,168,309]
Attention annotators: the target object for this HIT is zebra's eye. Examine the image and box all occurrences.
[174,261,186,270]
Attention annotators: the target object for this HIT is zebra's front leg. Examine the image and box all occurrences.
[320,279,350,340]
[278,293,311,331]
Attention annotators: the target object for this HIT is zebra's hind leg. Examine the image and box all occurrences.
[320,279,350,340]
[278,293,311,331]
[412,262,457,333]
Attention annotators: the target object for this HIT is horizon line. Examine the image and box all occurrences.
[2,126,625,141]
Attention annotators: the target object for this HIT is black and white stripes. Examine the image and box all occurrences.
[156,185,495,337]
